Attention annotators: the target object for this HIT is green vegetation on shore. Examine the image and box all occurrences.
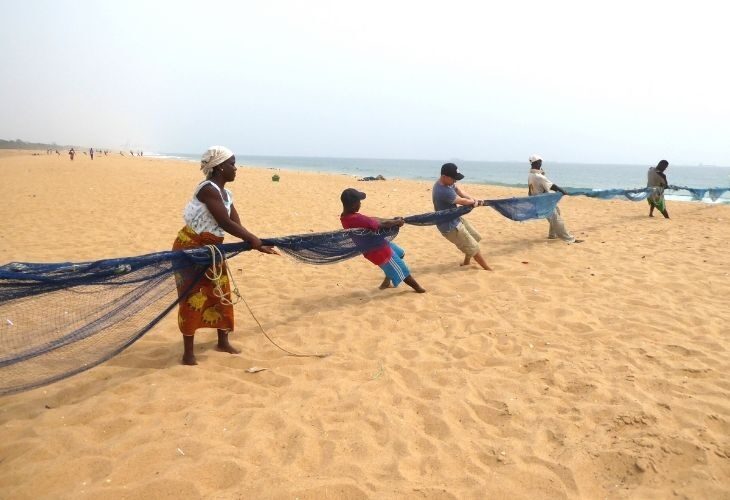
[0,139,75,150]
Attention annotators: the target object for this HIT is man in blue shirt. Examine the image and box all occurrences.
[432,163,492,270]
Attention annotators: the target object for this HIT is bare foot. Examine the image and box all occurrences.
[404,276,426,293]
[182,353,198,365]
[473,253,492,271]
[216,341,241,354]
[379,277,393,289]
[461,257,471,266]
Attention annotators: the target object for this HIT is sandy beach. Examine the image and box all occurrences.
[1,151,728,499]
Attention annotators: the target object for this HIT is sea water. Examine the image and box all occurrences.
[148,153,730,203]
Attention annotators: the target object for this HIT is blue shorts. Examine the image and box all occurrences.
[379,242,410,286]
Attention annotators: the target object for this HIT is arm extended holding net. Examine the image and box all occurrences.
[402,192,563,225]
[454,184,480,207]
[198,186,278,254]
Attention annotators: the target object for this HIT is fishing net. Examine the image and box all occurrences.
[565,186,729,202]
[404,193,562,224]
[0,194,560,395]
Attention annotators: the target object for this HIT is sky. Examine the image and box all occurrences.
[1,0,728,165]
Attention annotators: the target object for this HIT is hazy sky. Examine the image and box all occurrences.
[1,0,728,165]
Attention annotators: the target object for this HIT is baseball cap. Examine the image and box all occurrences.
[340,188,366,205]
[440,163,465,181]
[528,154,543,164]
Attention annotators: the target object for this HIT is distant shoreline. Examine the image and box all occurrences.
[143,151,730,204]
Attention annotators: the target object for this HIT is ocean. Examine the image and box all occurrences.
[147,153,730,204]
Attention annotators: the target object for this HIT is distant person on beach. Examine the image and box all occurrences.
[340,188,426,293]
[647,160,670,219]
[432,163,492,270]
[89,148,94,160]
[68,148,75,160]
[173,146,277,365]
[358,175,386,181]
[528,155,582,244]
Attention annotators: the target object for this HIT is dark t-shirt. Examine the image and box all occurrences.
[647,167,667,189]
[432,181,460,234]
[340,212,392,265]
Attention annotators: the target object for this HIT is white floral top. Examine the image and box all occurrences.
[183,181,233,237]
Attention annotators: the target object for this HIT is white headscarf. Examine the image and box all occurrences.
[200,146,234,177]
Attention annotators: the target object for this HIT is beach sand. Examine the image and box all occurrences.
[1,151,728,499]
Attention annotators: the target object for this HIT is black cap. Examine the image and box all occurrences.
[340,188,366,205]
[441,163,464,181]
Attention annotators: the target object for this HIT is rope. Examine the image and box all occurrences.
[204,245,330,359]
[240,294,330,359]
[205,244,241,306]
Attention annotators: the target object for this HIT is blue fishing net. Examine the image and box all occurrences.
[264,228,398,265]
[565,187,650,201]
[0,252,204,396]
[670,186,729,202]
[0,194,560,395]
[707,188,728,201]
[404,193,562,224]
[565,186,729,202]
[485,193,562,221]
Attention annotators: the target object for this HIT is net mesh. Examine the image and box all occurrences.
[565,186,729,202]
[0,192,563,395]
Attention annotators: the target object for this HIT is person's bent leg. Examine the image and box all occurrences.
[461,227,490,269]
[182,335,197,365]
[548,207,572,241]
[551,207,577,243]
[379,277,392,289]
[656,198,669,219]
[460,218,482,243]
[404,275,426,293]
[217,329,241,354]
[446,223,482,267]
[380,252,418,290]
[547,208,560,238]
